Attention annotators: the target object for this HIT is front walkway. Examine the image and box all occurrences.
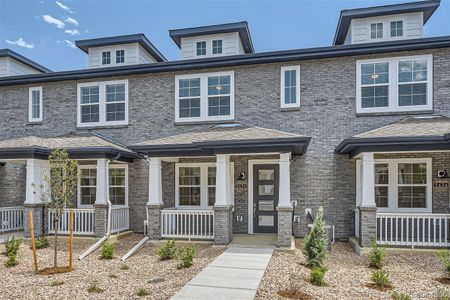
[172,246,273,300]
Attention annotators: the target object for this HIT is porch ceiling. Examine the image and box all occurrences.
[129,123,311,157]
[336,116,450,158]
[0,132,137,162]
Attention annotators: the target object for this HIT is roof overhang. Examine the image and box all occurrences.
[334,0,441,45]
[0,49,51,73]
[335,135,450,158]
[129,137,311,157]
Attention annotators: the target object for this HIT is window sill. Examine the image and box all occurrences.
[356,110,433,117]
[174,119,235,126]
[26,121,43,126]
[280,107,300,112]
[76,124,129,130]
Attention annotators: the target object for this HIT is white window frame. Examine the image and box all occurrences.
[212,39,223,55]
[102,51,111,65]
[196,41,207,56]
[28,86,43,123]
[77,79,129,128]
[370,22,383,39]
[356,55,433,114]
[108,165,129,208]
[175,71,235,123]
[115,49,125,64]
[390,20,403,37]
[280,66,300,109]
[357,158,432,213]
[77,165,97,208]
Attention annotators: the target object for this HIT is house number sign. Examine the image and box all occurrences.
[235,183,247,189]
[434,181,449,188]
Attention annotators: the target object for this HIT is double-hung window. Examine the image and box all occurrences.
[356,55,432,113]
[78,80,128,127]
[28,87,43,123]
[212,40,222,54]
[79,167,97,207]
[390,21,403,37]
[109,167,127,206]
[116,50,125,63]
[196,41,206,56]
[280,66,300,109]
[370,23,383,39]
[175,72,234,122]
[374,163,389,208]
[102,51,111,65]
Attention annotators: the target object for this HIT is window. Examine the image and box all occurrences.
[280,66,300,109]
[370,23,383,39]
[79,168,97,207]
[374,163,389,208]
[208,167,216,206]
[102,51,111,65]
[109,167,127,206]
[390,21,403,37]
[175,71,234,122]
[196,41,206,56]
[78,80,128,127]
[398,162,427,208]
[212,40,222,54]
[28,87,42,122]
[116,50,125,63]
[356,55,432,113]
[178,166,201,206]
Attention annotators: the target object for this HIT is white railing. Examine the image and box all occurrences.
[355,208,360,238]
[0,206,24,233]
[111,207,129,234]
[161,209,214,240]
[377,213,450,248]
[48,208,95,236]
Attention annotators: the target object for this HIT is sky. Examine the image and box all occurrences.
[0,0,449,72]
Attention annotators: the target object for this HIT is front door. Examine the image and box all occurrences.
[253,164,279,233]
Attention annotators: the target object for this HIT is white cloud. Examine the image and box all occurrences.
[42,15,65,28]
[65,17,79,26]
[65,29,80,35]
[56,1,74,13]
[64,40,76,48]
[5,37,34,49]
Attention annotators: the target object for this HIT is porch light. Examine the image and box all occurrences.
[371,74,379,79]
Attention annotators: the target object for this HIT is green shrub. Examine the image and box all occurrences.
[391,291,411,300]
[437,249,450,277]
[34,236,50,249]
[303,206,327,268]
[369,239,386,269]
[371,269,391,288]
[5,237,21,257]
[136,288,150,297]
[4,253,17,268]
[157,240,176,260]
[437,288,450,300]
[120,264,129,270]
[87,282,103,293]
[101,242,115,260]
[310,266,327,286]
[177,244,197,268]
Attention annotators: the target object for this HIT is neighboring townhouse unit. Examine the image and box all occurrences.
[0,0,449,251]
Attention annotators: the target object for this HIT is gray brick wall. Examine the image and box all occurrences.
[0,163,26,207]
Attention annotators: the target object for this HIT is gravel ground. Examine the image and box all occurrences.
[256,240,450,300]
[0,234,225,300]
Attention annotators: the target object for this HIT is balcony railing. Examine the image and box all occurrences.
[48,208,95,236]
[161,209,214,240]
[0,206,23,233]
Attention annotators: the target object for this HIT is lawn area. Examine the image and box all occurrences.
[256,240,450,300]
[0,234,225,300]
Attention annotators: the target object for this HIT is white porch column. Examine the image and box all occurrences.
[215,154,231,206]
[95,158,108,205]
[147,157,163,205]
[278,152,292,208]
[25,159,50,205]
[360,152,376,207]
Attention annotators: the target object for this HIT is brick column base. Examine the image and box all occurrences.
[147,204,164,239]
[214,205,233,245]
[359,206,377,247]
[23,204,44,238]
[277,206,293,247]
[94,204,108,237]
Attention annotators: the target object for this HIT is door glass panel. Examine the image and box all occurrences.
[258,185,274,196]
[259,215,274,226]
[258,200,274,211]
[258,169,274,180]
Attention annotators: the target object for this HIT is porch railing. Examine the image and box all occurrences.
[111,207,129,234]
[161,209,214,240]
[376,213,450,248]
[0,206,24,233]
[48,208,95,236]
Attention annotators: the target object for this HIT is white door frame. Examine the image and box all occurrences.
[247,159,279,234]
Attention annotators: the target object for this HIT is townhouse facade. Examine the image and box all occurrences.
[0,0,449,250]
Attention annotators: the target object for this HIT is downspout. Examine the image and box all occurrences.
[79,153,121,260]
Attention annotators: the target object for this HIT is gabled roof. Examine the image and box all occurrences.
[129,123,311,156]
[334,0,441,45]
[169,21,254,53]
[336,116,450,157]
[75,34,167,62]
[0,49,51,73]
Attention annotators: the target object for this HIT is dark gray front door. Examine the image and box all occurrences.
[253,164,279,233]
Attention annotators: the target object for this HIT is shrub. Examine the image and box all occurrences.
[120,264,129,270]
[369,239,386,269]
[437,288,450,300]
[34,237,50,249]
[310,266,327,286]
[87,282,104,293]
[371,269,391,288]
[391,291,411,300]
[101,242,115,260]
[136,288,150,297]
[303,206,327,268]
[177,244,197,268]
[4,253,17,268]
[437,249,450,277]
[5,237,21,257]
[157,240,176,260]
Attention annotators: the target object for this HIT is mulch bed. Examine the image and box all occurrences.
[435,277,450,285]
[364,283,393,291]
[277,290,312,299]
[39,266,71,275]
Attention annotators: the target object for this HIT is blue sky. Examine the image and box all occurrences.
[0,0,449,72]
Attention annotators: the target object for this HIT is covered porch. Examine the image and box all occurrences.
[337,116,450,249]
[0,132,137,238]
[130,123,311,246]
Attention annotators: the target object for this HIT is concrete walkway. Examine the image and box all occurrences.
[172,246,273,300]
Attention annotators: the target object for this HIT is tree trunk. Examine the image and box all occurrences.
[54,217,59,268]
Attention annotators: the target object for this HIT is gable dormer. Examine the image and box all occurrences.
[0,49,50,77]
[334,0,440,45]
[75,34,167,68]
[169,21,254,60]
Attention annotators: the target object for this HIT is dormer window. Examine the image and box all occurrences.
[390,21,403,37]
[196,41,206,56]
[116,50,125,63]
[212,40,223,54]
[370,23,383,39]
[102,51,111,65]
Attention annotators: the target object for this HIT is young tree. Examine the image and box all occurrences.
[303,206,327,268]
[34,149,78,268]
